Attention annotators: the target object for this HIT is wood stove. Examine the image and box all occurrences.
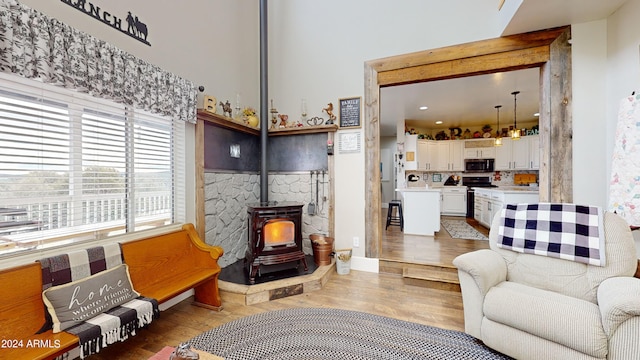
[245,201,307,284]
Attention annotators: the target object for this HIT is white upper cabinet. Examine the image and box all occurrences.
[404,134,418,170]
[405,135,539,172]
[463,139,496,159]
[529,135,540,170]
[495,136,537,171]
[434,141,464,171]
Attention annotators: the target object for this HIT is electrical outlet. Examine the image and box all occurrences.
[353,236,359,247]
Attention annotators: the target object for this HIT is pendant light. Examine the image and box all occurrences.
[494,105,502,146]
[511,90,521,140]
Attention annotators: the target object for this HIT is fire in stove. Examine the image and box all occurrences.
[264,219,295,247]
[245,202,307,284]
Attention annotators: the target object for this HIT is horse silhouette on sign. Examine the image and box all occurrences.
[126,12,148,41]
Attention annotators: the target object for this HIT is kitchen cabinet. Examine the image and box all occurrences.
[463,139,496,159]
[417,140,439,171]
[404,135,418,170]
[435,141,464,171]
[474,188,491,225]
[464,146,496,159]
[474,187,539,228]
[441,187,467,216]
[405,136,438,171]
[495,137,531,171]
[529,135,540,169]
[396,188,441,236]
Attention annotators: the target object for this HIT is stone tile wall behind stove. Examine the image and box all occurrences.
[204,171,330,267]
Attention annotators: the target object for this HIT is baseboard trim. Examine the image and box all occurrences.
[350,256,379,273]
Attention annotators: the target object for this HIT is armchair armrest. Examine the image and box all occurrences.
[453,249,507,296]
[598,276,640,336]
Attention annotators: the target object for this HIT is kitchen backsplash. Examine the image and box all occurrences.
[405,170,538,187]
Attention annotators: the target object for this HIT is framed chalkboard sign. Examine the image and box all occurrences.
[339,96,361,128]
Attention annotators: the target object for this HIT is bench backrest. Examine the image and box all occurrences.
[120,224,222,297]
[0,262,47,339]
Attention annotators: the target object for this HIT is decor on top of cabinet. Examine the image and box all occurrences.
[435,130,449,140]
[449,127,462,139]
[482,124,493,138]
[463,129,472,139]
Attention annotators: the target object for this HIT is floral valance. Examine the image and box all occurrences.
[0,0,197,123]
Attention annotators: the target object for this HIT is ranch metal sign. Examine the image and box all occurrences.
[60,0,150,46]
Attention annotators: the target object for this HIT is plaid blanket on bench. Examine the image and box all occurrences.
[497,203,606,266]
[39,244,159,359]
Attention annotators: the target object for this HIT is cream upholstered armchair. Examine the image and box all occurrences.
[453,209,640,360]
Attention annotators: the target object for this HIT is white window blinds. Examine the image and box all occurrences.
[0,73,185,257]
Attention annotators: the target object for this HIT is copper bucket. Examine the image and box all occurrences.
[310,234,334,266]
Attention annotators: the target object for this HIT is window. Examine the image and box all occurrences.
[0,74,185,257]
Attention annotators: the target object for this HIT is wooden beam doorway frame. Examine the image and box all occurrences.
[364,26,572,258]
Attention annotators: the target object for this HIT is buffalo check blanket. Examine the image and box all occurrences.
[64,296,159,359]
[39,244,159,359]
[497,203,606,266]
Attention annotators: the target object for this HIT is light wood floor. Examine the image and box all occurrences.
[89,215,491,359]
[380,215,490,266]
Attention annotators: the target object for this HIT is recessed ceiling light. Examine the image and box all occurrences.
[534,112,540,117]
[419,106,428,110]
[435,121,443,125]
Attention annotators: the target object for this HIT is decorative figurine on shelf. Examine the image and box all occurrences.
[278,114,288,128]
[463,128,472,139]
[307,116,324,126]
[270,99,278,129]
[220,100,232,118]
[242,107,259,128]
[169,343,199,360]
[301,98,308,122]
[322,102,336,124]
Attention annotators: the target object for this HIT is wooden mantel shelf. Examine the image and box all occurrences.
[197,109,338,136]
[268,124,338,136]
[197,109,260,136]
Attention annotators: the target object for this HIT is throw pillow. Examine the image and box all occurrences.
[42,263,140,332]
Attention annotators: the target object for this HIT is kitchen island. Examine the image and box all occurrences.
[396,188,441,236]
[474,186,539,228]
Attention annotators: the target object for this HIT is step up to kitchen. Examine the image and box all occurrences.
[402,266,460,292]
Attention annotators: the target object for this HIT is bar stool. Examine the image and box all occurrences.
[386,199,404,231]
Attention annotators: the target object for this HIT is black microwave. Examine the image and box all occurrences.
[464,158,494,173]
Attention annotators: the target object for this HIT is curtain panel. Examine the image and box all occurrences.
[0,0,197,123]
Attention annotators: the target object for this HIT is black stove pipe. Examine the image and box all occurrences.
[259,0,268,203]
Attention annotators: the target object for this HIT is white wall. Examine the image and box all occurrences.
[571,20,608,207]
[267,0,502,266]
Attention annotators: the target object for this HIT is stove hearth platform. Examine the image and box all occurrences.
[218,258,335,305]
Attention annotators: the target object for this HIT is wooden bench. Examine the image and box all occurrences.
[120,223,224,310]
[0,223,224,360]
